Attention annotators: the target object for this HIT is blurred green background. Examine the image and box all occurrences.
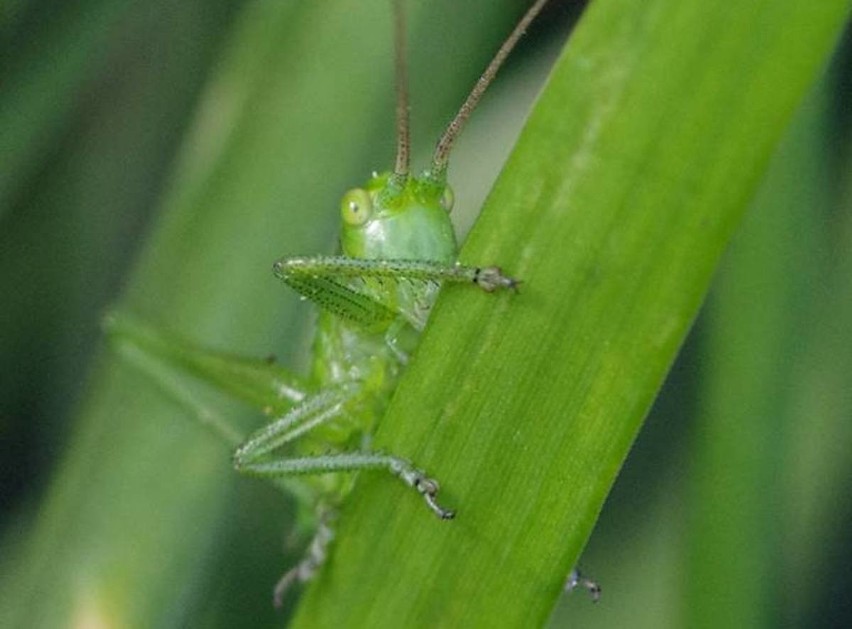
[1,0,850,626]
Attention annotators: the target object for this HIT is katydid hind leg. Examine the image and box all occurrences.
[104,312,309,416]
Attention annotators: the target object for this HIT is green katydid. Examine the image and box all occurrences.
[106,0,599,607]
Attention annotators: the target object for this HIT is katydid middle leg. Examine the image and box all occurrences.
[232,383,455,520]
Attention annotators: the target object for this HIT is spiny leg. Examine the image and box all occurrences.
[240,451,454,521]
[273,514,336,608]
[233,386,354,466]
[273,255,518,333]
[565,568,602,602]
[233,387,455,520]
[275,255,518,301]
[234,387,453,602]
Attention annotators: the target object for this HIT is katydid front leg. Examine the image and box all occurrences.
[274,254,518,330]
[565,568,602,603]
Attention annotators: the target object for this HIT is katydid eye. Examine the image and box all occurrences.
[440,184,455,213]
[341,188,372,226]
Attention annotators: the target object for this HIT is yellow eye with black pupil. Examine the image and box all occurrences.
[341,188,372,226]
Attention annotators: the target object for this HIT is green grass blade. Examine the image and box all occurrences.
[781,97,852,624]
[292,1,851,627]
[685,79,831,628]
[550,64,851,629]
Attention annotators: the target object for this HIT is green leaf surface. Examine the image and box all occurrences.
[292,1,851,627]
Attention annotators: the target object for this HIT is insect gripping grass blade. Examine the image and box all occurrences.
[105,0,598,607]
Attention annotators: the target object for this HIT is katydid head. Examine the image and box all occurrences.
[339,171,457,263]
[339,0,549,263]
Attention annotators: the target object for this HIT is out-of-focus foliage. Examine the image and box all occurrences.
[1,0,850,626]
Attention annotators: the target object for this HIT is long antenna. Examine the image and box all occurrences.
[393,0,410,179]
[431,0,549,176]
